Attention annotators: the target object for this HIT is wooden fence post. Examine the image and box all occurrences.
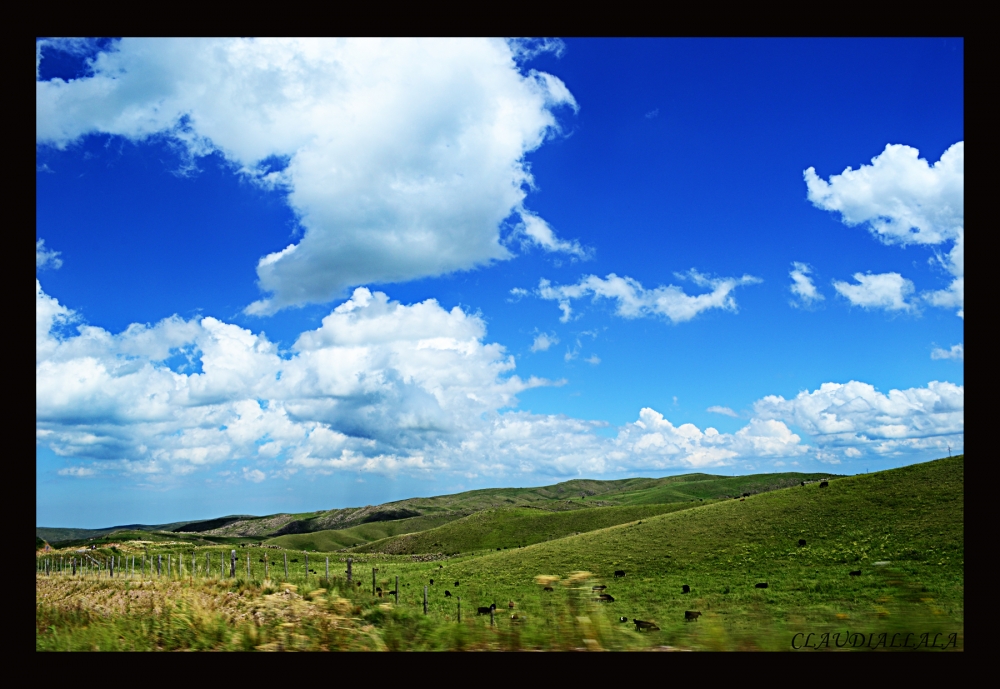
[325,557,329,581]
[157,553,162,577]
[424,586,428,614]
[247,553,250,580]
[284,552,288,580]
[230,550,236,578]
[347,557,352,582]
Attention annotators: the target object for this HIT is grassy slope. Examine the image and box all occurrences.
[377,456,963,646]
[351,502,714,555]
[265,514,462,551]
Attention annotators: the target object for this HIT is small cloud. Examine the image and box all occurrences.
[645,108,659,119]
[931,343,964,361]
[707,405,738,417]
[531,332,559,352]
[508,287,529,303]
[789,262,823,307]
[833,272,916,312]
[585,354,601,365]
[36,239,63,270]
[672,396,678,406]
[243,468,266,483]
[844,447,862,458]
[58,466,95,477]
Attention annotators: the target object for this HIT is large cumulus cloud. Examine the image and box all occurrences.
[37,281,961,481]
[36,37,585,314]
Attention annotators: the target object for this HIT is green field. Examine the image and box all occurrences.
[36,458,962,650]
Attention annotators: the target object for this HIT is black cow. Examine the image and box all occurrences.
[798,539,807,547]
[444,590,452,597]
[619,616,628,623]
[477,603,497,615]
[429,579,434,585]
[800,481,806,486]
[543,586,554,592]
[633,619,659,632]
[755,582,768,589]
[614,570,626,578]
[742,492,751,498]
[596,593,615,602]
[454,581,460,586]
[681,584,690,594]
[819,481,829,488]
[685,611,702,622]
[291,558,299,562]
[849,570,861,576]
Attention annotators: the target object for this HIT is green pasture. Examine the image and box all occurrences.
[36,457,962,650]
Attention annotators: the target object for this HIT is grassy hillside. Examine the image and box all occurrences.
[351,501,716,555]
[36,457,963,650]
[265,514,461,551]
[398,456,962,646]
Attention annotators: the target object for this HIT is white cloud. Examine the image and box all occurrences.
[530,332,559,352]
[805,142,964,317]
[584,355,601,365]
[753,380,963,455]
[931,344,964,361]
[243,467,266,483]
[832,272,916,312]
[36,239,63,270]
[516,212,592,259]
[805,142,963,247]
[57,466,96,477]
[36,38,583,314]
[534,270,761,323]
[37,281,961,479]
[707,406,738,417]
[789,261,823,306]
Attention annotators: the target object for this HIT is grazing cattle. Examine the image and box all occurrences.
[619,616,628,623]
[681,584,690,594]
[439,565,443,568]
[596,594,615,602]
[477,603,497,615]
[849,570,861,576]
[444,590,452,597]
[685,611,702,622]
[429,579,434,585]
[508,601,515,609]
[742,492,751,498]
[291,558,299,563]
[633,619,660,632]
[614,570,626,578]
[755,582,768,589]
[497,548,502,551]
[800,481,806,486]
[592,585,607,591]
[543,586,554,592]
[798,539,807,547]
[819,481,829,488]
[454,581,460,586]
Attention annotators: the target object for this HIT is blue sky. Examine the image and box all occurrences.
[36,38,963,527]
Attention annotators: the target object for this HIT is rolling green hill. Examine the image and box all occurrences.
[350,501,717,555]
[265,513,462,551]
[404,455,962,644]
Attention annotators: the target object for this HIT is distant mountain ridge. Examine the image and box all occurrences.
[37,471,835,546]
